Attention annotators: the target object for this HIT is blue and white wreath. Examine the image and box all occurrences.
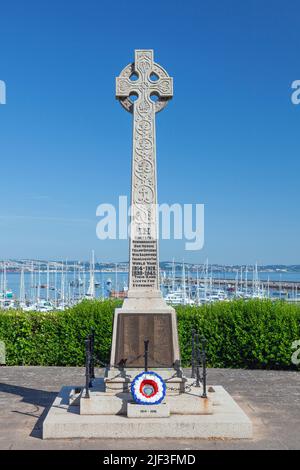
[131,371,166,405]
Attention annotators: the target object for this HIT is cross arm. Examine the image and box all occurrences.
[116,77,136,98]
[149,76,173,98]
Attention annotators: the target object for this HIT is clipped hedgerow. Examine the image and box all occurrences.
[0,299,299,369]
[176,300,300,369]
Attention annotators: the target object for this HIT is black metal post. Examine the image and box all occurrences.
[144,339,149,372]
[195,334,201,387]
[90,328,95,380]
[201,336,207,398]
[85,338,90,398]
[191,329,196,378]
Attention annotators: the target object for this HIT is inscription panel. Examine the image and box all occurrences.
[131,239,158,289]
[115,313,173,367]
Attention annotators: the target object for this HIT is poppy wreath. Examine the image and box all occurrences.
[131,371,166,405]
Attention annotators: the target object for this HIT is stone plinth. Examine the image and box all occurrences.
[42,383,252,439]
[109,294,181,370]
[108,293,185,392]
[79,378,213,415]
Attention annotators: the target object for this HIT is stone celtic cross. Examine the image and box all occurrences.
[116,50,173,293]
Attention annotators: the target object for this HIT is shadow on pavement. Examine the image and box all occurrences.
[0,382,57,439]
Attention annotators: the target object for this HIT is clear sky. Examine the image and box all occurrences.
[0,0,299,264]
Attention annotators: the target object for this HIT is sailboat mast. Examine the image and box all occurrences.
[19,267,25,304]
[37,263,41,302]
[46,263,50,301]
[61,261,65,306]
[196,266,199,304]
[172,258,175,292]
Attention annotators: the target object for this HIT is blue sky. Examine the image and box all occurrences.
[0,0,299,264]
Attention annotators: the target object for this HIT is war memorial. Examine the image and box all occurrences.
[42,50,252,440]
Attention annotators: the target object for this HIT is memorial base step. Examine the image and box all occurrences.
[42,383,252,439]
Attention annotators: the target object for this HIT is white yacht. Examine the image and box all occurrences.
[0,298,16,309]
[164,290,195,306]
[23,299,54,312]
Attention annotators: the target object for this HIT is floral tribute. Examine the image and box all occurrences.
[131,371,166,405]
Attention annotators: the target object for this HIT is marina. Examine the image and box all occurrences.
[1,256,299,310]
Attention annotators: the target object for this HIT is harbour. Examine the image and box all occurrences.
[1,256,300,310]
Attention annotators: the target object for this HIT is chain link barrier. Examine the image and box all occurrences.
[84,328,207,399]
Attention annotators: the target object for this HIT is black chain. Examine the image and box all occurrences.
[84,328,208,399]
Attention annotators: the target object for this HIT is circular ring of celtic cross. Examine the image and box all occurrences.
[116,62,172,113]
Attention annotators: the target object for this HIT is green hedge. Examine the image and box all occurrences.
[0,299,299,369]
[177,300,300,369]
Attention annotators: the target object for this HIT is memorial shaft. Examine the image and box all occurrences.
[116,50,173,293]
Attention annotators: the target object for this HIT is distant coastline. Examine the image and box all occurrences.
[1,259,300,274]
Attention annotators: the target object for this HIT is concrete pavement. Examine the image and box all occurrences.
[0,367,299,449]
